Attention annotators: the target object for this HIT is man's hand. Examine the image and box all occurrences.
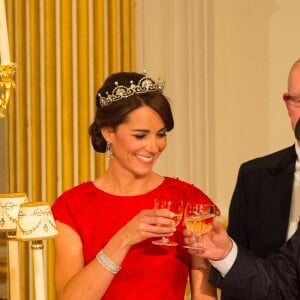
[183,221,233,260]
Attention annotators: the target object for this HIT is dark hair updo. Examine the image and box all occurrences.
[89,72,174,153]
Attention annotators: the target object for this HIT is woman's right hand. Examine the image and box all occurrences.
[116,208,176,246]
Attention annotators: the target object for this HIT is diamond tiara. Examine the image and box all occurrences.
[98,75,165,107]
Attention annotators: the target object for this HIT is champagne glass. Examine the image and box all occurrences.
[152,197,183,246]
[183,202,216,249]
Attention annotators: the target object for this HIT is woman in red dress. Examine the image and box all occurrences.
[52,72,219,300]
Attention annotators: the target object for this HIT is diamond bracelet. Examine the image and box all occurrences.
[96,249,121,274]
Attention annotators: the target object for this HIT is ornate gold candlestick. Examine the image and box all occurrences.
[0,63,17,118]
[16,202,58,300]
[0,0,17,118]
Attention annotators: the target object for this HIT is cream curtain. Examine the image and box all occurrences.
[6,0,135,299]
[135,0,300,219]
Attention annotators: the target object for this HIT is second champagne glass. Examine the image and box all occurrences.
[152,197,183,246]
[183,202,216,249]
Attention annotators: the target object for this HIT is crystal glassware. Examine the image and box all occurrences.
[152,197,183,246]
[183,202,216,249]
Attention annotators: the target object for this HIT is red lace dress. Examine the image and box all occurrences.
[52,177,216,300]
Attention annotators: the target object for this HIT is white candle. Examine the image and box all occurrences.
[0,0,11,64]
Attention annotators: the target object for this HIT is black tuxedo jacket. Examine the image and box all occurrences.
[227,145,297,258]
[219,145,297,300]
[209,228,300,300]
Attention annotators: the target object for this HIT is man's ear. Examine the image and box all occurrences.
[295,119,300,140]
[101,127,114,142]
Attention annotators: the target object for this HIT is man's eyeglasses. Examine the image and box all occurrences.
[283,93,300,107]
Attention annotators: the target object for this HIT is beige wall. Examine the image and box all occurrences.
[136,0,300,216]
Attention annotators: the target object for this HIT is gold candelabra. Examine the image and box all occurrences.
[0,63,17,118]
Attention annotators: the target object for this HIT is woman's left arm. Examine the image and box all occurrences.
[189,256,218,300]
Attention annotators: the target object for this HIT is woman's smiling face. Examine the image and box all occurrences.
[108,106,167,177]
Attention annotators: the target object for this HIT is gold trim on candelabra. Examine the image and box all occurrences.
[0,63,18,118]
[31,240,44,250]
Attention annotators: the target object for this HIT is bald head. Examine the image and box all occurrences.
[288,58,300,91]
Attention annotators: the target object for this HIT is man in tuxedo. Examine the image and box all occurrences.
[221,57,300,299]
[183,222,300,300]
